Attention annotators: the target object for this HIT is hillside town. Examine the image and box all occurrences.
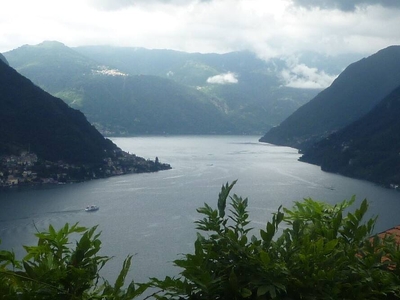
[0,150,171,188]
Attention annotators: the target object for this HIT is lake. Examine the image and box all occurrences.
[1,135,400,284]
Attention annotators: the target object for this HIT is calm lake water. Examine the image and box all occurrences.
[1,135,400,283]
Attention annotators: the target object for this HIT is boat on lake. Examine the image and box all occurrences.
[85,205,99,212]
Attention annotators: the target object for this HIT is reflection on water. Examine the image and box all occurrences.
[1,135,400,283]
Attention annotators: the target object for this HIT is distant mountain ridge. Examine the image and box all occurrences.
[259,45,400,149]
[4,41,322,135]
[299,83,400,187]
[74,45,356,87]
[75,45,322,131]
[5,41,102,96]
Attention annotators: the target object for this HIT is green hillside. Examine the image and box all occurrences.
[76,74,236,134]
[4,41,100,96]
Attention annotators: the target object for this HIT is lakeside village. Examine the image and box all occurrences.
[0,150,171,188]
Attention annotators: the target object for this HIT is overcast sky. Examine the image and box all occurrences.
[1,0,399,57]
[1,0,400,88]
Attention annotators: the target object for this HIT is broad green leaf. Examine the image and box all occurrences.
[23,261,37,279]
[218,180,237,218]
[241,288,252,298]
[113,255,132,294]
[257,285,273,297]
[260,251,270,265]
[229,270,238,291]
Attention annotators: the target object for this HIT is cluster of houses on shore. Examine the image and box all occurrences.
[0,150,170,188]
[0,152,41,187]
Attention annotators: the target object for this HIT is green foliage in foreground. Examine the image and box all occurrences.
[2,181,400,299]
[0,223,148,299]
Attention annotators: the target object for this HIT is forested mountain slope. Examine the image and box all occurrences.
[0,58,116,164]
[259,46,400,149]
[300,84,400,187]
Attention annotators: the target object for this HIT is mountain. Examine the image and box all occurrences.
[3,41,101,96]
[72,74,237,134]
[259,45,400,149]
[0,57,115,164]
[5,42,323,135]
[0,58,170,185]
[75,46,321,132]
[4,42,246,135]
[299,84,400,187]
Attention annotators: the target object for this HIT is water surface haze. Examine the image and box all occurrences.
[1,136,400,283]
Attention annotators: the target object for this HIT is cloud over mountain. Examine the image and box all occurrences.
[280,61,337,89]
[207,72,238,85]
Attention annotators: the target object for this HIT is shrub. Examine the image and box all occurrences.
[152,181,400,299]
[0,223,147,299]
[2,181,400,299]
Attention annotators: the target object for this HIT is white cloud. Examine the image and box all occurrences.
[207,72,239,84]
[280,58,338,89]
